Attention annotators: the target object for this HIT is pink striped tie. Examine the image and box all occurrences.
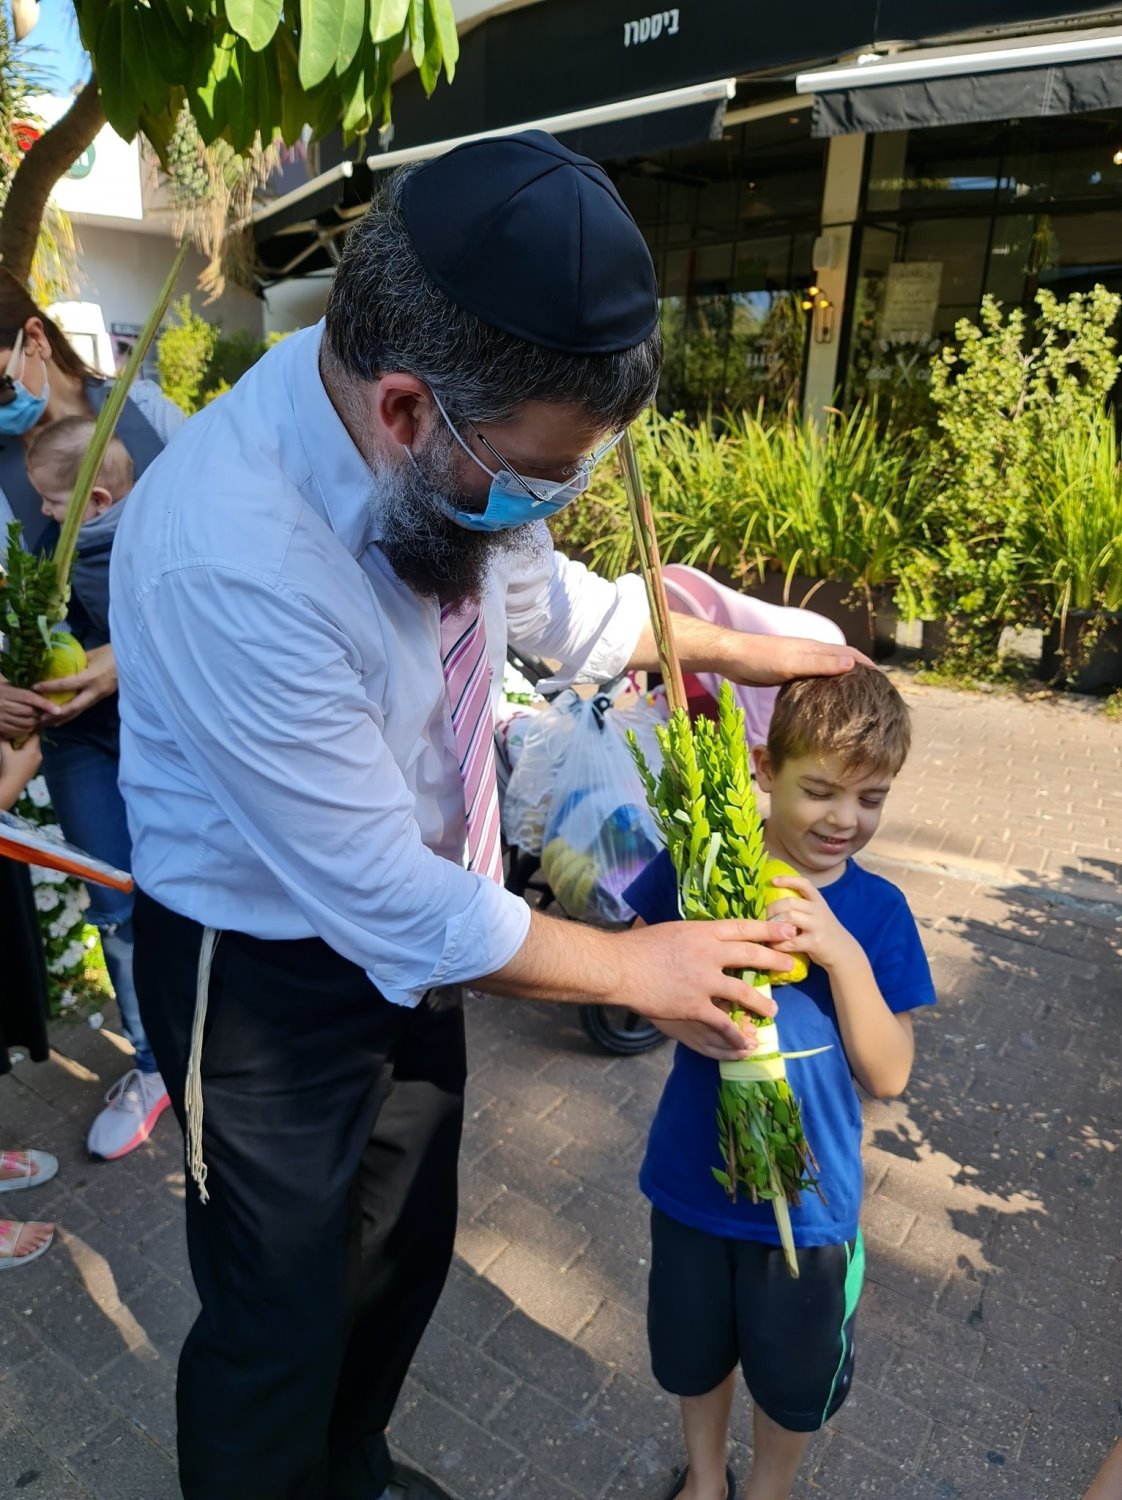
[440,602,504,886]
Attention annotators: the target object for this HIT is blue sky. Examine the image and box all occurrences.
[14,0,89,92]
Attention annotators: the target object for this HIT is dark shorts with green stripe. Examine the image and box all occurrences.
[647,1208,865,1432]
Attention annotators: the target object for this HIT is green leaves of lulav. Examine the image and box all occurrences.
[628,682,767,928]
[74,0,459,155]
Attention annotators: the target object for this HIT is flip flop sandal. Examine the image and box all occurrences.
[0,1150,59,1194]
[662,1464,736,1500]
[387,1462,458,1499]
[0,1220,55,1270]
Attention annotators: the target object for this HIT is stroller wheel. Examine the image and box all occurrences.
[578,1004,667,1056]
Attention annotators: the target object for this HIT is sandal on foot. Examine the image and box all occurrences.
[0,1150,59,1193]
[0,1219,55,1270]
[662,1464,736,1500]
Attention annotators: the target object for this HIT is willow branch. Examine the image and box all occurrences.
[51,241,190,618]
[618,425,687,715]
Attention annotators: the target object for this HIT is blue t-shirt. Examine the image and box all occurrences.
[625,849,936,1248]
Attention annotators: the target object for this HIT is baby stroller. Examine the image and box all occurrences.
[496,565,845,1057]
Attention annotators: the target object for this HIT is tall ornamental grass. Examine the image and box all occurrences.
[729,404,931,617]
[553,405,933,623]
[1034,413,1122,617]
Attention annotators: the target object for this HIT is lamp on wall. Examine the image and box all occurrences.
[1113,147,1122,166]
[800,285,835,343]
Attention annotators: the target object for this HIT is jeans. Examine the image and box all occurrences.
[41,733,157,1074]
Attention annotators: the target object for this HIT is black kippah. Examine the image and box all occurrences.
[400,130,659,356]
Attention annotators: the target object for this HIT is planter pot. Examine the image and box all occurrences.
[1039,613,1122,695]
[871,587,899,663]
[920,618,950,664]
[918,616,1004,666]
[745,571,877,659]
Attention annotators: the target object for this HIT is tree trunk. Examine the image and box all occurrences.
[0,78,105,288]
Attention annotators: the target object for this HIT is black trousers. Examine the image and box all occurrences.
[134,890,466,1500]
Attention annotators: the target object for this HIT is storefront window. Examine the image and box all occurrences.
[847,111,1122,418]
[613,114,824,416]
[999,115,1122,207]
[866,126,1004,214]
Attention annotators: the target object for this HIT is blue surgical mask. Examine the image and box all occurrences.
[420,388,619,533]
[0,332,49,436]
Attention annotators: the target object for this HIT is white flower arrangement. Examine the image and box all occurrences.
[24,775,52,809]
[14,784,92,1000]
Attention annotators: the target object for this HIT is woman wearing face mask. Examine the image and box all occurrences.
[0,269,186,1166]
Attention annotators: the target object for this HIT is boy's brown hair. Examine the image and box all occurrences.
[25,417,134,500]
[766,665,911,780]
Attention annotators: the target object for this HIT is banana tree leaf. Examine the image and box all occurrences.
[369,0,409,47]
[299,0,367,89]
[225,0,283,52]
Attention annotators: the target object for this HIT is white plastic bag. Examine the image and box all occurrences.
[499,692,580,856]
[537,694,664,927]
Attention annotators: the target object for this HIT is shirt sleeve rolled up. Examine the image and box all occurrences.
[503,529,649,690]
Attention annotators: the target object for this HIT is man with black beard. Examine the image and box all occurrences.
[110,133,865,1500]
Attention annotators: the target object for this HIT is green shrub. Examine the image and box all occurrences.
[157,305,292,414]
[206,328,268,393]
[157,296,218,415]
[921,286,1122,667]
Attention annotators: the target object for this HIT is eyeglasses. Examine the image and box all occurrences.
[467,423,625,503]
[0,329,25,408]
[428,386,624,504]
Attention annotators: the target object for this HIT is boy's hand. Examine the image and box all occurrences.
[34,644,118,725]
[0,679,60,736]
[766,874,862,973]
[1,733,42,792]
[655,1010,764,1062]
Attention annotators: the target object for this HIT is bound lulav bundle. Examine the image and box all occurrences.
[628,683,824,1276]
[615,424,829,1275]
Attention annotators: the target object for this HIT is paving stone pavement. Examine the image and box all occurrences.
[1,679,1119,1500]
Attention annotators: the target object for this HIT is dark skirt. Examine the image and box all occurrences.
[0,858,50,1073]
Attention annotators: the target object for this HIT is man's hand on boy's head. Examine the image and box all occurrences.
[765,874,862,973]
[723,634,876,688]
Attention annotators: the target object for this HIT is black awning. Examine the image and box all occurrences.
[252,161,374,283]
[554,95,729,159]
[254,91,730,283]
[812,56,1122,136]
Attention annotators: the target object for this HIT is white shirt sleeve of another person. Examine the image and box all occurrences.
[121,561,530,1007]
[499,523,649,689]
[130,380,190,445]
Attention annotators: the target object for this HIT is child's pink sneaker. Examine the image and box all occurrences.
[87,1068,170,1161]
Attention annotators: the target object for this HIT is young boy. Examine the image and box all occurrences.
[23,418,172,1162]
[25,418,134,647]
[625,666,936,1500]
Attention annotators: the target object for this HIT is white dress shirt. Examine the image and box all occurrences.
[110,323,648,1005]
